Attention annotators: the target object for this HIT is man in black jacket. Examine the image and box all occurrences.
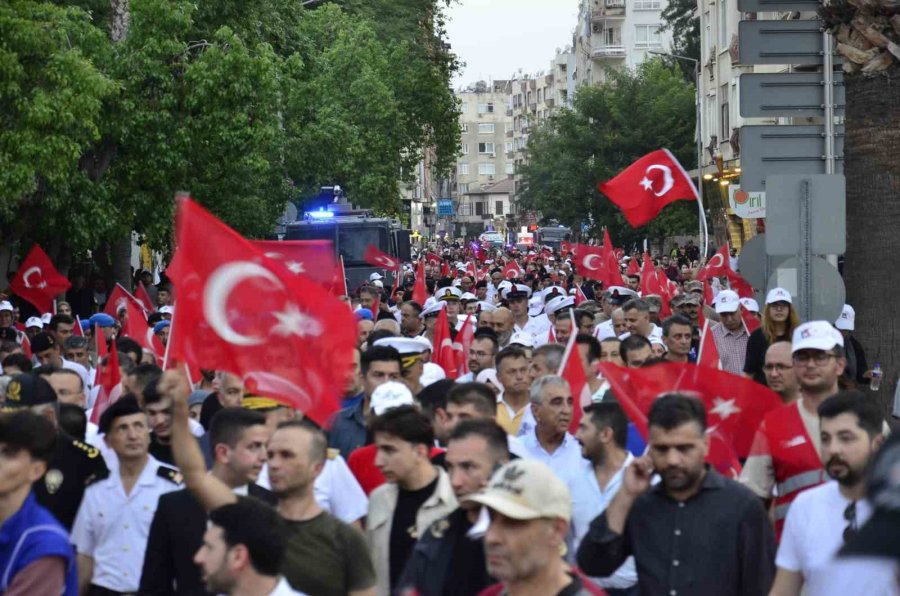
[139,407,274,595]
[398,418,511,596]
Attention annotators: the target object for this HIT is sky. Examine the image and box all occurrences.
[445,0,580,88]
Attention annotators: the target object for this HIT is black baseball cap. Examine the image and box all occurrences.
[2,373,57,410]
[30,332,57,354]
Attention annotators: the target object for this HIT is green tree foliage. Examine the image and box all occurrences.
[2,0,460,260]
[517,60,698,249]
[660,0,700,81]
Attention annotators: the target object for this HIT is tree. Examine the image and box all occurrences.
[820,4,900,411]
[660,0,700,81]
[517,59,698,250]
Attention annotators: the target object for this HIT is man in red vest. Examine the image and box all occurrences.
[740,321,846,539]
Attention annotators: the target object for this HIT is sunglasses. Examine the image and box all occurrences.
[843,500,858,543]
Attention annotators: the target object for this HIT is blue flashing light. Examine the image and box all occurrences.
[307,208,334,219]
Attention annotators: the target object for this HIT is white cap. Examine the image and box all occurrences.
[792,321,845,353]
[370,381,415,415]
[501,284,532,300]
[25,317,43,329]
[372,279,384,288]
[475,368,500,389]
[369,272,383,281]
[373,336,428,355]
[436,286,462,301]
[463,460,571,522]
[528,296,544,317]
[540,286,566,302]
[569,288,577,296]
[410,335,433,353]
[497,280,513,292]
[421,362,447,387]
[0,301,12,313]
[835,304,855,331]
[766,287,792,305]
[40,313,53,325]
[477,301,497,313]
[460,292,477,302]
[739,297,760,313]
[715,290,740,314]
[159,305,175,315]
[420,301,445,318]
[509,331,534,348]
[545,295,575,316]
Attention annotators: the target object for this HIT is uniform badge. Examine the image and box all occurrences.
[44,469,64,494]
[430,519,450,539]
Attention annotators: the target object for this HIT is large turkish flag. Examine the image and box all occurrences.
[10,245,71,313]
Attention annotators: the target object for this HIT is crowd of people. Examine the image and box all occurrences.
[0,240,895,596]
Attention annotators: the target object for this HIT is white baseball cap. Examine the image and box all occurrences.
[420,362,447,387]
[0,301,12,313]
[766,287,792,305]
[475,368,500,389]
[25,317,43,329]
[419,301,445,319]
[463,460,572,522]
[370,381,415,416]
[372,279,384,288]
[527,296,544,317]
[509,331,534,348]
[715,290,740,314]
[835,304,855,331]
[792,321,845,354]
[544,296,575,316]
[40,313,52,325]
[739,297,760,313]
[369,272,383,281]
[476,301,497,313]
[159,305,175,315]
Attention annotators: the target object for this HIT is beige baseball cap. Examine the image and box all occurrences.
[462,460,571,522]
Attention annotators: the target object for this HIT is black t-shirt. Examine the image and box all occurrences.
[743,327,790,385]
[390,477,438,589]
[33,431,108,529]
[445,513,491,596]
[149,433,175,466]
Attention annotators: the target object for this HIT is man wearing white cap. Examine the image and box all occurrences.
[24,316,43,339]
[740,321,847,540]
[710,289,750,375]
[435,286,463,336]
[465,460,606,595]
[503,284,550,344]
[834,304,871,388]
[374,337,430,397]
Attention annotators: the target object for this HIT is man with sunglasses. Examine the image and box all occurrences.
[768,391,884,596]
[740,321,846,540]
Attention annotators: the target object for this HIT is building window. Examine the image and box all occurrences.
[720,84,730,139]
[633,0,661,8]
[477,102,495,114]
[478,163,496,175]
[475,202,484,215]
[461,143,468,155]
[496,200,504,215]
[537,89,543,103]
[604,27,622,46]
[459,163,469,175]
[634,25,663,48]
[458,183,468,194]
[478,123,495,134]
[505,162,514,175]
[461,123,468,133]
[718,1,728,48]
[478,142,495,155]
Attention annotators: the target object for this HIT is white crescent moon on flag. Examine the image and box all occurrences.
[584,254,602,271]
[708,253,724,268]
[22,266,43,288]
[203,262,283,346]
[376,256,397,268]
[646,165,675,197]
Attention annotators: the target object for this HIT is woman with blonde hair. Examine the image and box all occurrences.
[743,287,801,384]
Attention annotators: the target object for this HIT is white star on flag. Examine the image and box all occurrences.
[272,303,323,338]
[640,177,653,191]
[285,261,305,274]
[710,397,741,420]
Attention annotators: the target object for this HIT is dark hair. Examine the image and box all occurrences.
[358,286,379,298]
[555,309,572,321]
[208,498,286,577]
[361,345,402,375]
[208,407,266,450]
[584,402,628,448]
[64,336,89,350]
[447,383,497,417]
[818,390,884,438]
[418,379,455,420]
[98,394,145,434]
[402,301,423,315]
[131,364,163,403]
[662,314,693,337]
[574,309,593,327]
[275,419,328,464]
[2,353,32,373]
[471,331,499,354]
[0,410,57,462]
[115,337,143,362]
[495,346,528,372]
[59,403,87,441]
[48,314,75,331]
[365,329,397,350]
[622,298,649,313]
[575,333,601,362]
[449,418,510,460]
[620,335,652,364]
[369,405,434,447]
[647,394,707,432]
[147,312,164,327]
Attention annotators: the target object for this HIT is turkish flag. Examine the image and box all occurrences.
[363,244,400,271]
[330,256,348,297]
[10,245,71,313]
[727,270,755,299]
[598,149,698,228]
[74,316,85,337]
[598,361,783,472]
[559,330,589,434]
[697,320,721,369]
[703,279,715,307]
[697,244,730,281]
[456,314,475,375]
[431,306,457,379]
[104,284,148,319]
[575,244,605,281]
[560,241,572,256]
[502,261,522,280]
[134,284,154,313]
[741,307,761,334]
[167,197,356,427]
[90,341,120,425]
[120,298,165,365]
[626,258,641,277]
[426,252,441,269]
[412,260,428,304]
[601,230,626,289]
[573,284,587,306]
[20,334,32,360]
[440,260,450,278]
[252,240,337,286]
[466,261,477,280]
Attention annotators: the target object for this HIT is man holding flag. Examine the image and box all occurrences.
[710,290,750,375]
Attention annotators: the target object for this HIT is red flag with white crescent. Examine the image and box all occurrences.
[252,240,337,286]
[134,284,154,313]
[697,244,730,281]
[362,244,400,272]
[697,320,721,369]
[501,260,522,280]
[412,260,427,305]
[431,306,457,379]
[558,327,588,434]
[575,244,605,281]
[456,314,475,375]
[104,284,148,319]
[10,245,71,313]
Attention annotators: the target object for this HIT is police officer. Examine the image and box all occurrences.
[71,395,182,595]
[1,372,108,529]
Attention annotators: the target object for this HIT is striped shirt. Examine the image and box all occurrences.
[710,322,749,374]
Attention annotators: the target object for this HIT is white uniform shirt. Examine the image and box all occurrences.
[268,576,309,595]
[71,456,182,592]
[594,320,616,341]
[520,430,585,470]
[515,314,550,343]
[777,481,873,594]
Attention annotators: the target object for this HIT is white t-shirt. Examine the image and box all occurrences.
[809,557,900,596]
[777,481,873,594]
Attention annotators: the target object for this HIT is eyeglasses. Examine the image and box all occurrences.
[792,352,836,365]
[843,500,858,543]
[763,364,793,373]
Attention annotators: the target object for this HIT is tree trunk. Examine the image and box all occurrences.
[843,69,900,414]
[108,0,132,290]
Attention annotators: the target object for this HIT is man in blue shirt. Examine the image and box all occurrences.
[0,410,77,595]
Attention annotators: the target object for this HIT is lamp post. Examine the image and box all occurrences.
[649,50,708,259]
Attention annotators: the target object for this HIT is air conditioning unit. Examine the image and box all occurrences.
[592,23,603,33]
[488,175,495,180]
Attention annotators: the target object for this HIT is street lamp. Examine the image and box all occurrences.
[649,50,708,259]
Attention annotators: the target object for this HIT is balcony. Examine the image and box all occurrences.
[592,45,626,59]
[591,6,625,20]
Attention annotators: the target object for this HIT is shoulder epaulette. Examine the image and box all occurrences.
[157,465,183,485]
[327,447,339,460]
[71,439,100,459]
[85,468,110,487]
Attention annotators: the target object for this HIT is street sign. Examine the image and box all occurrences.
[739,20,831,65]
[437,199,454,216]
[740,72,845,118]
[735,234,787,290]
[767,256,845,322]
[728,186,766,219]
[739,125,844,192]
[765,174,846,255]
